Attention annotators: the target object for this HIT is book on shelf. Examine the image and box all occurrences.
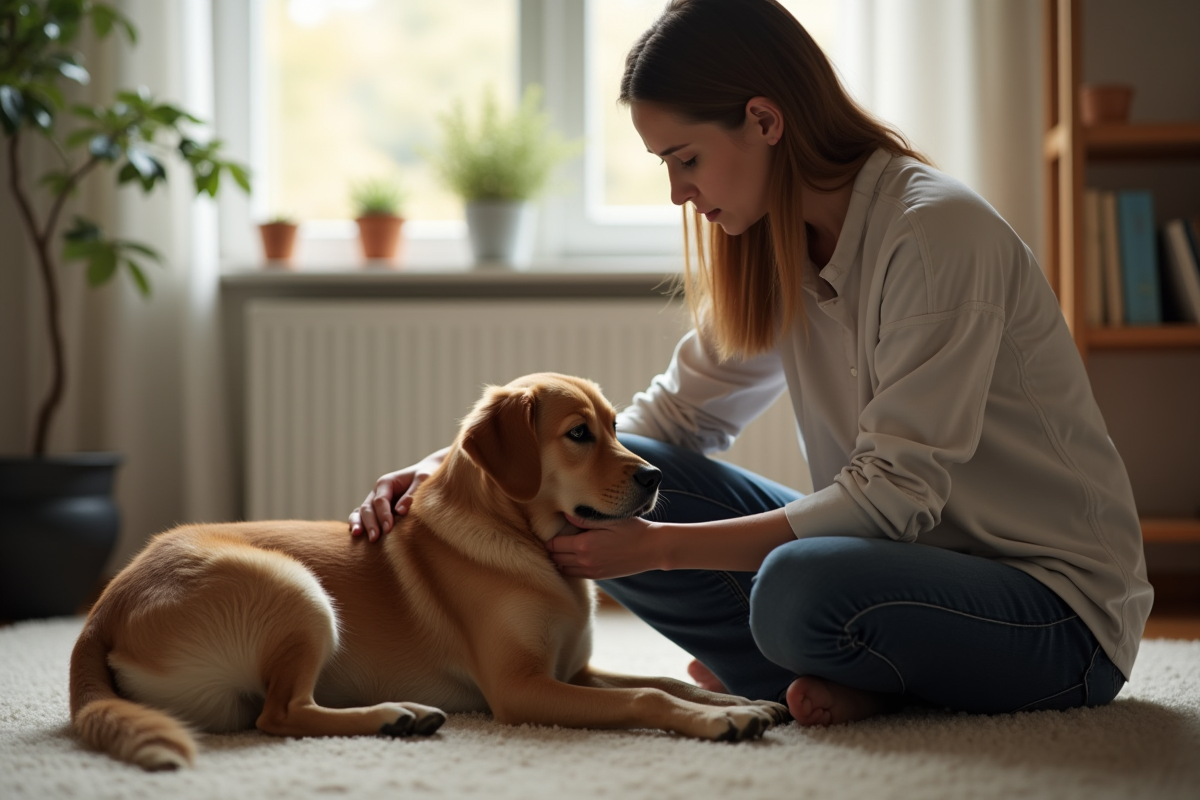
[1116,190,1162,325]
[1083,189,1105,327]
[1161,218,1200,323]
[1187,218,1200,272]
[1100,190,1125,325]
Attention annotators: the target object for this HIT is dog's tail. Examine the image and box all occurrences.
[70,619,197,771]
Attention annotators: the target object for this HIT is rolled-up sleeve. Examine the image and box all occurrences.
[617,328,787,455]
[786,300,1006,542]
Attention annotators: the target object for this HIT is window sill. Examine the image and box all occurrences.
[219,255,684,300]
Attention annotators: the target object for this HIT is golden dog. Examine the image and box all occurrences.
[70,373,789,770]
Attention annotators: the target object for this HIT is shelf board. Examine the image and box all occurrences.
[1086,324,1200,349]
[1043,121,1200,161]
[1086,122,1200,160]
[1142,518,1200,544]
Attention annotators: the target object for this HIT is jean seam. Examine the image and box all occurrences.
[1081,643,1101,706]
[1015,681,1084,712]
[840,601,1082,700]
[843,600,1081,631]
[715,570,751,614]
[855,642,907,694]
[839,614,908,694]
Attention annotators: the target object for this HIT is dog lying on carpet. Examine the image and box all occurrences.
[70,373,790,770]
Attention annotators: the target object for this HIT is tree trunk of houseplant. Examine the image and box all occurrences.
[465,200,534,267]
[0,454,121,619]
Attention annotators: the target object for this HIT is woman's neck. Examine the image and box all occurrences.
[802,179,856,268]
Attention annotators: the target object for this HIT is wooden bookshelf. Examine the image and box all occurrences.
[1042,1,1200,354]
[1043,0,1200,559]
[1087,324,1200,349]
[1044,122,1200,162]
[1142,518,1200,544]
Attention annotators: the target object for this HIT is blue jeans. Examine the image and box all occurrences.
[598,434,1126,713]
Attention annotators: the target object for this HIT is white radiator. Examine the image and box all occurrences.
[245,299,811,521]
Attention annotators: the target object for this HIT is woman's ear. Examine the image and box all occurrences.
[744,96,784,146]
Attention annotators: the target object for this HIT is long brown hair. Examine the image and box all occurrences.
[620,0,928,359]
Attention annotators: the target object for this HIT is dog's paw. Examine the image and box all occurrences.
[691,691,792,728]
[756,700,792,726]
[379,703,446,738]
[701,705,778,742]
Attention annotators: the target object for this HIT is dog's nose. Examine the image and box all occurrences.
[633,465,662,491]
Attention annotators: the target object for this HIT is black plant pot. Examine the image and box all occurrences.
[0,453,121,620]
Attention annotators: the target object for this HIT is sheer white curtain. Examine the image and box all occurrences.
[103,0,234,570]
[0,0,233,573]
[835,0,1045,258]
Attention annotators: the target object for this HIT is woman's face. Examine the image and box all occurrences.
[630,99,782,236]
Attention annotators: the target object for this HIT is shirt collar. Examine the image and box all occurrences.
[802,148,894,298]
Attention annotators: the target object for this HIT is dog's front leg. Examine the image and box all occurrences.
[571,666,791,721]
[481,671,782,741]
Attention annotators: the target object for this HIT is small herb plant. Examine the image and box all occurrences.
[349,177,405,218]
[429,85,580,202]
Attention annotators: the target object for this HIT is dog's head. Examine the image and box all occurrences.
[458,373,660,541]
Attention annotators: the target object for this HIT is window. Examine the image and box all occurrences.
[214,0,840,267]
[263,0,517,226]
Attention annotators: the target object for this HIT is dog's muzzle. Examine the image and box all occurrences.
[573,465,662,521]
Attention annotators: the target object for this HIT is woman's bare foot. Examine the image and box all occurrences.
[687,659,728,693]
[786,676,899,726]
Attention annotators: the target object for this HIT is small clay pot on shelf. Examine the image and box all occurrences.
[258,221,299,265]
[1080,84,1134,126]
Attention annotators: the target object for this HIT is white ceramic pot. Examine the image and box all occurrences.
[465,200,535,268]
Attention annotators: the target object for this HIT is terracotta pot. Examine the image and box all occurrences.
[355,215,405,263]
[1080,84,1134,126]
[258,222,299,264]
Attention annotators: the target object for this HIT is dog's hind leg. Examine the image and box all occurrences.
[254,640,446,738]
[245,555,446,739]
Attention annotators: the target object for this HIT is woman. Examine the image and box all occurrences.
[351,0,1151,726]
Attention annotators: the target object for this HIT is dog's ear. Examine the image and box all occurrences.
[461,387,541,502]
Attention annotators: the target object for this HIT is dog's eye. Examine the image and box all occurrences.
[566,424,593,442]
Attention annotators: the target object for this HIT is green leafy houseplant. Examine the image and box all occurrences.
[2,0,249,456]
[349,177,405,218]
[429,85,579,202]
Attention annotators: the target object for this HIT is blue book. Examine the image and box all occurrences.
[1117,190,1162,325]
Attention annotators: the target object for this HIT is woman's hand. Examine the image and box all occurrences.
[546,515,665,579]
[348,447,448,541]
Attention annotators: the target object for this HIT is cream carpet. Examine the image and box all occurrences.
[2,611,1198,800]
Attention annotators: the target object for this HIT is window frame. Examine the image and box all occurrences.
[212,0,682,269]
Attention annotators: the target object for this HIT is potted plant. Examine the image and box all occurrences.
[350,177,405,263]
[259,215,299,265]
[0,1,249,619]
[429,85,580,267]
